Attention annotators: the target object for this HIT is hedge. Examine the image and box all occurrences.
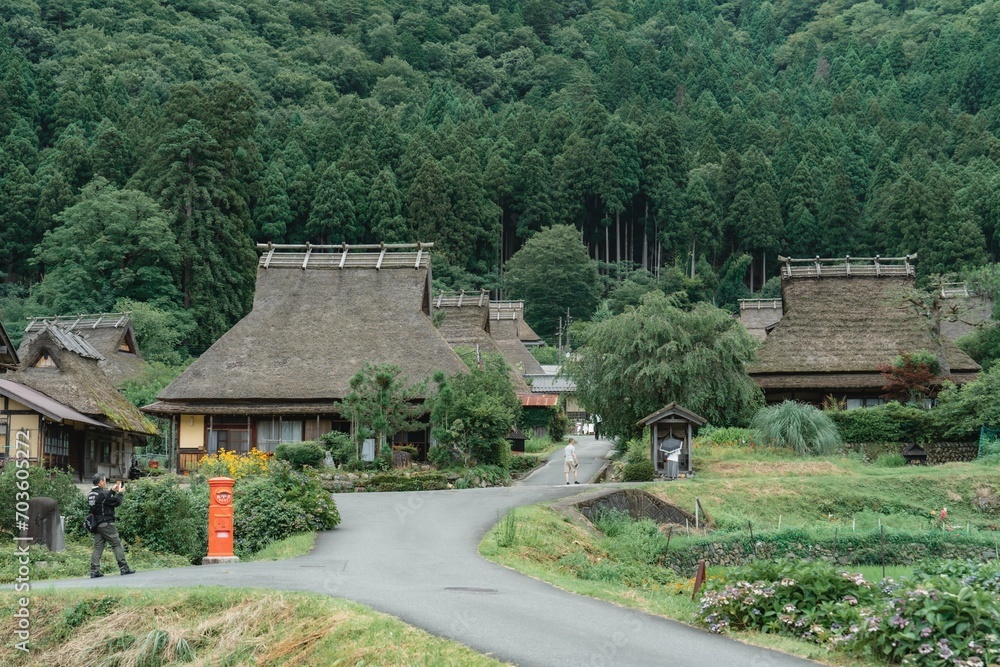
[663,528,1000,572]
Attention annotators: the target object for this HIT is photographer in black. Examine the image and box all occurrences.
[88,474,136,577]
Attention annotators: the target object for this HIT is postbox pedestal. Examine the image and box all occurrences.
[203,476,240,565]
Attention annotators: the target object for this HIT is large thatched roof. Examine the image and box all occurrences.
[12,326,157,434]
[748,270,980,391]
[149,246,468,411]
[433,293,530,392]
[22,313,147,383]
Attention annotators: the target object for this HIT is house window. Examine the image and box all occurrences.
[207,429,250,455]
[256,419,303,453]
[100,441,112,463]
[45,429,70,457]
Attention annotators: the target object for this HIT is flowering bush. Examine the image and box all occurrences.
[196,448,271,479]
[697,559,876,640]
[856,577,1000,665]
[698,558,1000,665]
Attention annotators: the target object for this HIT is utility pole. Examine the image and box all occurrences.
[557,317,563,359]
[565,308,573,357]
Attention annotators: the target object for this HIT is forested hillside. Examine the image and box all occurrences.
[1,0,1000,352]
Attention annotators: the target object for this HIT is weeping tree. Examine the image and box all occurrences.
[340,363,429,459]
[750,401,843,456]
[565,291,763,440]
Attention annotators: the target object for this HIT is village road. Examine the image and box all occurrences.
[516,433,612,486]
[32,449,817,666]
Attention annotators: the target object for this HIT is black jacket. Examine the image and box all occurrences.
[88,486,122,524]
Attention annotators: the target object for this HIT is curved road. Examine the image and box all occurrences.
[33,437,815,666]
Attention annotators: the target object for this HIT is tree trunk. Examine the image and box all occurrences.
[691,236,696,279]
[615,212,621,275]
[642,203,649,272]
[605,225,609,267]
[750,256,755,294]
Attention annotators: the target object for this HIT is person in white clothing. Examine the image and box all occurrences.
[665,445,681,480]
[564,438,580,484]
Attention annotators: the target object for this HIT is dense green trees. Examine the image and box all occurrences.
[503,224,601,338]
[565,292,764,439]
[0,0,999,356]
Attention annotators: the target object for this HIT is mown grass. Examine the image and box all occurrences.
[241,531,316,562]
[0,588,508,666]
[480,448,1000,667]
[0,537,190,583]
[1,530,320,582]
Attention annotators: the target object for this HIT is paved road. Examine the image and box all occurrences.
[32,449,817,666]
[518,434,612,486]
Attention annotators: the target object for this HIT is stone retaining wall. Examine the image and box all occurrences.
[845,441,979,464]
[574,489,699,527]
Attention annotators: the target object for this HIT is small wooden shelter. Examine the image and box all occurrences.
[637,403,706,476]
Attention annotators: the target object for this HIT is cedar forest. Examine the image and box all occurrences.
[1,0,1000,359]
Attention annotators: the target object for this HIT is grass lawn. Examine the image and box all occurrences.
[1,531,319,583]
[0,588,508,666]
[480,445,1000,666]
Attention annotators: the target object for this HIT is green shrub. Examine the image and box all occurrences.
[509,453,545,475]
[361,472,449,492]
[117,475,206,562]
[319,431,356,466]
[593,510,665,565]
[872,452,906,468]
[698,558,877,639]
[856,576,1000,664]
[518,405,555,432]
[621,460,655,482]
[828,401,942,443]
[0,465,85,536]
[751,401,842,456]
[548,411,569,442]
[275,441,326,470]
[267,462,341,531]
[232,477,300,556]
[695,426,759,448]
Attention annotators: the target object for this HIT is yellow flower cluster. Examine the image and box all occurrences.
[197,448,271,479]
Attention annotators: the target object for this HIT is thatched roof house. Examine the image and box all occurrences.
[144,243,469,468]
[488,301,544,375]
[14,325,156,435]
[22,313,147,383]
[433,291,530,393]
[748,255,981,405]
[7,325,156,480]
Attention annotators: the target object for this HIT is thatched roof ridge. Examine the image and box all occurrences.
[748,275,980,379]
[490,301,543,344]
[155,259,467,405]
[12,329,157,434]
[433,302,530,392]
[23,313,147,383]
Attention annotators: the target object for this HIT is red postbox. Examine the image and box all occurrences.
[204,477,239,564]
